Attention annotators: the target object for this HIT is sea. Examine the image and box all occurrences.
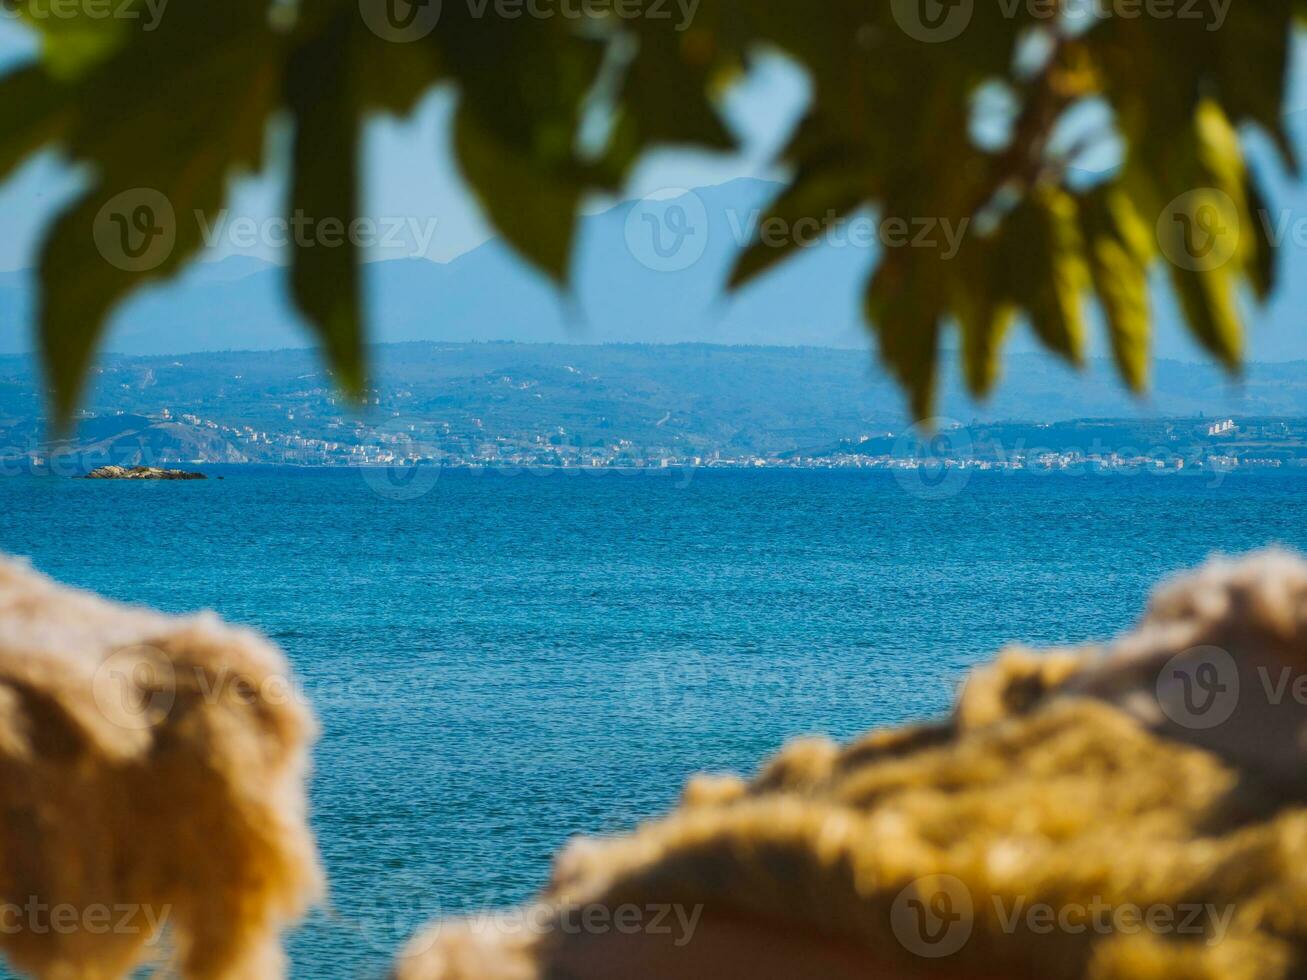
[2,465,1306,977]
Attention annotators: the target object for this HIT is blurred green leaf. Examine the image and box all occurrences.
[949,240,1014,399]
[1001,187,1090,367]
[1079,186,1151,392]
[36,0,278,425]
[0,65,72,181]
[866,251,943,422]
[3,0,1302,423]
[453,106,583,283]
[445,13,605,280]
[1246,174,1278,302]
[729,158,865,289]
[287,11,366,398]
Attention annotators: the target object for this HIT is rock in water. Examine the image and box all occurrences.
[86,465,207,480]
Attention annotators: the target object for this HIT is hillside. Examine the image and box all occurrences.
[2,344,1307,468]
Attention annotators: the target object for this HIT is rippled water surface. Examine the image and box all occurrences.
[3,467,1306,977]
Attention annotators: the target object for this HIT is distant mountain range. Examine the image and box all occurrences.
[4,114,1307,365]
[0,179,875,356]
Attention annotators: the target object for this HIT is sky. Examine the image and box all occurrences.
[1,19,1303,272]
[0,16,811,270]
[5,21,1301,273]
[2,18,1307,363]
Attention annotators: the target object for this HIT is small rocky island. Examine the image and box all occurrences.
[85,466,207,481]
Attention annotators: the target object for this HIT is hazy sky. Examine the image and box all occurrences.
[2,18,1307,360]
[0,17,810,270]
[0,19,1302,274]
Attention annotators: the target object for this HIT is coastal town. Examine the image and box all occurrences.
[5,345,1307,477]
[6,408,1307,477]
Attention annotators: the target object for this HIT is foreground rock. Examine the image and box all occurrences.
[86,465,207,480]
[396,551,1307,980]
[0,557,320,979]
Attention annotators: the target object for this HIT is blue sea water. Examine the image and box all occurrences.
[2,466,1307,977]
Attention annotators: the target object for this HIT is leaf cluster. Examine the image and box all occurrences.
[2,0,1301,421]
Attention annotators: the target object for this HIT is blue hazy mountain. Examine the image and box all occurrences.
[2,145,1307,364]
[4,344,1307,442]
[0,178,871,355]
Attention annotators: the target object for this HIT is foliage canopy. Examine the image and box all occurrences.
[2,0,1302,422]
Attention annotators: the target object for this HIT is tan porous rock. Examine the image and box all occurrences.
[0,557,320,979]
[395,551,1307,980]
